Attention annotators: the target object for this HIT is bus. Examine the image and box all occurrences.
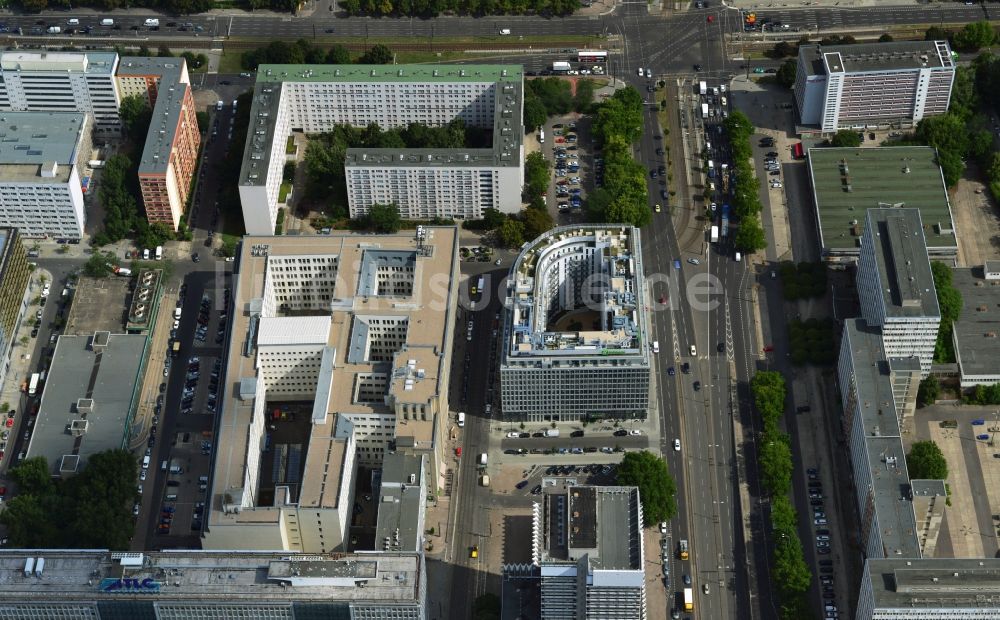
[792,142,804,159]
[28,373,40,396]
[577,50,608,64]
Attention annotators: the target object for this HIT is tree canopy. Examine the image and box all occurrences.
[829,129,861,148]
[615,450,677,525]
[364,204,402,233]
[338,0,581,18]
[0,450,138,550]
[585,87,650,228]
[931,261,962,363]
[906,441,948,480]
[952,20,997,52]
[497,218,525,248]
[775,59,797,89]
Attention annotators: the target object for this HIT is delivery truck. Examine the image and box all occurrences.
[683,588,694,612]
[711,225,719,243]
[699,80,707,96]
[552,61,572,73]
[701,103,709,119]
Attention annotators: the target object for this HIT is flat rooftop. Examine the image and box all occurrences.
[29,333,145,476]
[212,228,458,521]
[541,485,643,572]
[241,64,523,187]
[506,226,649,362]
[0,50,117,75]
[866,558,1000,610]
[375,453,425,553]
[843,319,921,559]
[63,276,134,335]
[0,550,423,605]
[0,112,85,165]
[807,147,957,256]
[864,208,939,319]
[951,267,1000,379]
[800,40,953,77]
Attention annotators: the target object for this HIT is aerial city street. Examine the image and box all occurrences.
[0,0,998,618]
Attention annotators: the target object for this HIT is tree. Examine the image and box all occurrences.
[521,205,553,240]
[759,435,793,496]
[10,457,55,497]
[917,376,940,408]
[83,252,116,278]
[365,204,401,233]
[776,59,797,88]
[523,94,548,133]
[497,218,525,247]
[907,441,948,480]
[196,111,209,134]
[735,215,767,253]
[359,44,393,64]
[771,41,796,58]
[482,208,506,230]
[573,78,596,113]
[931,261,963,362]
[615,450,677,525]
[326,45,352,64]
[830,129,862,147]
[925,26,950,42]
[952,20,997,52]
[878,33,894,43]
[119,95,151,140]
[524,152,551,198]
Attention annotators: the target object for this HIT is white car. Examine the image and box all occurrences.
[173,319,180,329]
[630,429,642,436]
[771,182,783,188]
[674,439,681,451]
[506,431,519,438]
[659,521,667,534]
[637,67,643,77]
[140,469,147,481]
[137,484,143,494]
[645,68,652,78]
[710,202,717,212]
[687,258,701,265]
[163,367,169,377]
[133,503,140,516]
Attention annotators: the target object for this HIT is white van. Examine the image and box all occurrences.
[155,245,163,260]
[457,412,466,427]
[479,453,487,467]
[161,460,168,471]
[165,494,177,502]
[141,456,150,470]
[216,100,223,111]
[652,341,660,354]
[144,18,160,27]
[690,345,697,356]
[173,307,182,320]
[735,252,742,262]
[169,465,183,474]
[101,18,115,26]
[67,18,79,25]
[499,28,511,35]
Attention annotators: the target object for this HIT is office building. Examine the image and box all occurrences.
[239,65,524,234]
[857,558,1000,620]
[856,208,940,376]
[806,146,957,260]
[503,485,647,620]
[838,319,922,560]
[0,51,121,132]
[794,40,955,133]
[28,331,146,476]
[375,453,427,553]
[950,264,1000,387]
[0,228,30,392]
[0,112,90,239]
[117,57,201,231]
[0,549,426,619]
[205,228,458,553]
[500,226,651,421]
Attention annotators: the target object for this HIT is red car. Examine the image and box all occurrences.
[707,14,714,22]
[659,294,667,304]
[763,345,775,352]
[455,447,462,457]
[0,486,7,496]
[555,137,565,143]
[4,419,12,428]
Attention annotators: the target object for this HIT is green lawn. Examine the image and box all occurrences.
[285,136,296,155]
[279,182,292,203]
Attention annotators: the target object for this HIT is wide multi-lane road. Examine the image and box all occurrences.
[3,2,993,75]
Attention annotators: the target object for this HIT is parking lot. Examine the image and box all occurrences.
[535,114,597,223]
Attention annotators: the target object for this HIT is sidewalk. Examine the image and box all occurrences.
[0,268,52,477]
